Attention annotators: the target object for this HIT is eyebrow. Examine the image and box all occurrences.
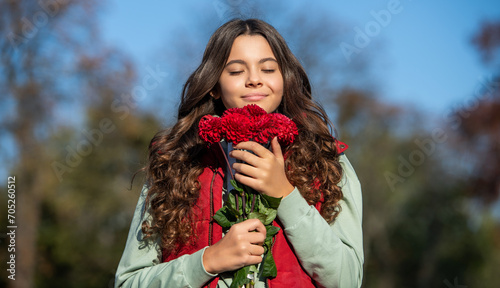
[224,57,278,68]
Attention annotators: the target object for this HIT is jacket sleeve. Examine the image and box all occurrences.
[276,154,364,288]
[114,186,217,288]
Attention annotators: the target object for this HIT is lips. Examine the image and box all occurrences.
[242,92,267,101]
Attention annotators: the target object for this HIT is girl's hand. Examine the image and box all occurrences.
[203,219,266,274]
[230,137,295,198]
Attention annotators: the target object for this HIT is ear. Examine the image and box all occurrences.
[209,90,220,99]
[210,83,222,100]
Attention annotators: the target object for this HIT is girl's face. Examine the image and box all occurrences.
[217,35,284,113]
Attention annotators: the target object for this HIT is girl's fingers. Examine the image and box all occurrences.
[232,162,259,177]
[230,141,274,169]
[230,149,261,167]
[234,172,259,190]
[248,245,265,257]
[243,218,266,235]
[238,218,266,241]
[233,141,271,157]
[203,219,267,274]
[270,137,283,159]
[233,141,263,152]
[230,139,293,197]
[248,233,266,246]
[245,254,265,266]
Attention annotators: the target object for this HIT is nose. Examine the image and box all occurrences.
[245,69,263,88]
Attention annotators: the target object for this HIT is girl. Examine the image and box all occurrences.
[115,19,363,288]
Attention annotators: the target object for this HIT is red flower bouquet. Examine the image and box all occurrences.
[198,105,298,288]
[198,104,298,146]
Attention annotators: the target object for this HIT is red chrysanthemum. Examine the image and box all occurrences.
[250,114,273,144]
[244,104,267,116]
[198,115,223,144]
[198,105,298,146]
[222,106,251,118]
[222,113,252,145]
[270,113,298,145]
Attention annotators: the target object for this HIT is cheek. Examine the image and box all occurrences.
[219,77,241,95]
[219,79,239,109]
[270,76,284,95]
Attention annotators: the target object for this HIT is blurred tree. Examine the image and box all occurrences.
[333,87,495,287]
[0,1,101,287]
[334,88,408,287]
[340,18,500,288]
[472,21,500,65]
[0,0,161,287]
[37,50,161,287]
[453,20,500,203]
[425,19,500,288]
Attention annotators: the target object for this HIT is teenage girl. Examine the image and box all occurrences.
[115,18,363,288]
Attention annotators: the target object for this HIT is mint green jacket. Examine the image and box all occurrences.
[115,154,363,288]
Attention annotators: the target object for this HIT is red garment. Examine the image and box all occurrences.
[335,139,348,154]
[162,141,345,287]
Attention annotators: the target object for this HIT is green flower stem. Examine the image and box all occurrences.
[241,188,246,219]
[250,194,256,213]
[235,194,239,217]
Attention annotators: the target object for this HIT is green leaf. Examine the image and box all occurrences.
[226,191,242,216]
[230,179,244,192]
[248,264,258,274]
[261,194,282,209]
[244,190,255,214]
[248,211,266,223]
[260,248,278,278]
[264,209,277,225]
[225,192,234,210]
[256,201,272,217]
[230,266,250,288]
[213,207,236,230]
[266,225,280,238]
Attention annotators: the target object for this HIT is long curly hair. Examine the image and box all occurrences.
[142,19,344,254]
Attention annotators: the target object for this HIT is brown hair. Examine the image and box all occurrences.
[142,19,343,254]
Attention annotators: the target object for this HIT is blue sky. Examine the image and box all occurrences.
[99,0,500,117]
